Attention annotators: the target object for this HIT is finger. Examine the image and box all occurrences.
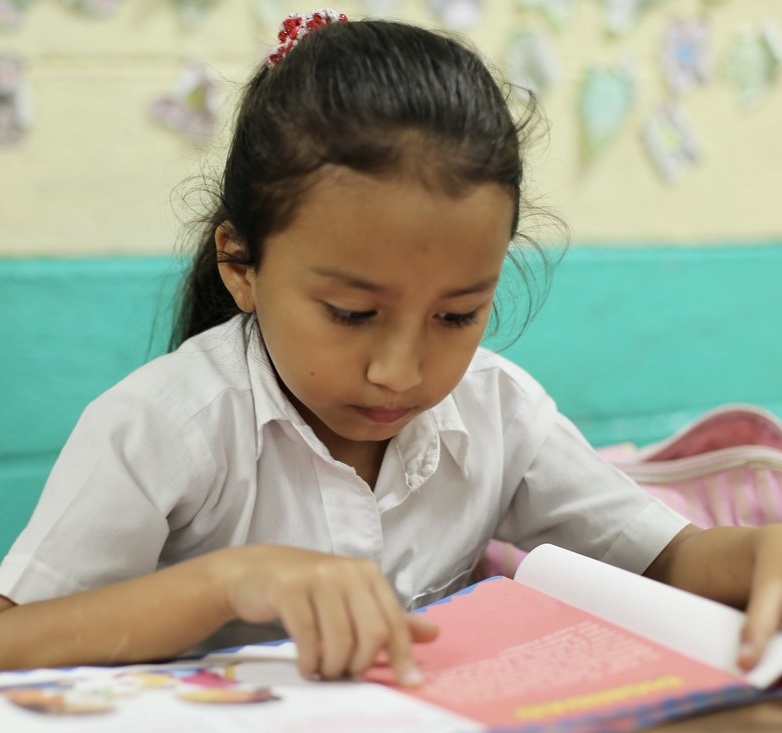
[738,555,782,670]
[370,575,423,687]
[278,593,322,680]
[407,613,440,643]
[345,586,391,677]
[312,587,356,680]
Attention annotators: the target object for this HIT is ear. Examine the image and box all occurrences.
[215,222,256,313]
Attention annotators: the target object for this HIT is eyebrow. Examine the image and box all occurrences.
[311,267,498,298]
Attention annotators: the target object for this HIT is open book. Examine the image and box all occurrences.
[2,544,782,732]
[374,543,782,730]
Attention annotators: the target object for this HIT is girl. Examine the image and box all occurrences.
[0,9,781,688]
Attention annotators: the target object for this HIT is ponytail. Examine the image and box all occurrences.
[169,209,243,351]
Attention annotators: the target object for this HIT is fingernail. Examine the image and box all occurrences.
[401,664,425,687]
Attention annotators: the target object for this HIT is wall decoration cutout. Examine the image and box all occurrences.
[172,0,219,28]
[603,0,664,36]
[662,17,710,95]
[0,54,31,147]
[518,0,574,29]
[362,0,402,17]
[641,103,700,183]
[0,0,35,33]
[428,0,483,30]
[59,0,121,18]
[149,60,221,145]
[723,20,782,109]
[505,29,560,97]
[578,61,635,160]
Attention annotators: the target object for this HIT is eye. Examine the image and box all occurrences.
[437,311,479,328]
[324,304,376,326]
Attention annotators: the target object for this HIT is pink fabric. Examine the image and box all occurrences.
[476,404,782,580]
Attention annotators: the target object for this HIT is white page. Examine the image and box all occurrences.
[0,643,481,733]
[0,684,481,733]
[514,543,782,688]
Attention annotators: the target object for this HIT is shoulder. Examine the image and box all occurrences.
[447,346,556,443]
[103,316,255,424]
[55,316,262,507]
[68,316,261,469]
[459,346,550,409]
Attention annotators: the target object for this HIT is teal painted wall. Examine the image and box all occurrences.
[2,245,782,555]
[493,243,782,446]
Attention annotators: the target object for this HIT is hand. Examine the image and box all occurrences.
[214,545,439,684]
[646,524,782,671]
[737,526,782,670]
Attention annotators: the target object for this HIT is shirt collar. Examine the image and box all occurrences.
[392,394,471,490]
[243,317,471,487]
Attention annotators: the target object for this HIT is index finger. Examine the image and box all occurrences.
[370,577,424,687]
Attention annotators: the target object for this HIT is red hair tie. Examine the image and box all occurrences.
[266,8,349,69]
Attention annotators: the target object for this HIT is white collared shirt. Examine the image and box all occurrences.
[0,316,688,649]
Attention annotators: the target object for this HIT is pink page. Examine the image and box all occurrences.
[365,577,749,728]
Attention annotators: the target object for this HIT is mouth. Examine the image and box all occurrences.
[353,406,413,424]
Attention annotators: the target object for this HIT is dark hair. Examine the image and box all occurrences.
[169,18,563,350]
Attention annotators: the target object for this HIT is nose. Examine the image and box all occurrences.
[366,328,424,393]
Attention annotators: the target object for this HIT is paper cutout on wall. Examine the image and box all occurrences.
[578,61,635,160]
[603,0,663,36]
[505,30,560,97]
[428,0,483,30]
[0,0,35,33]
[149,61,221,145]
[172,0,219,28]
[662,17,710,95]
[518,0,574,29]
[362,0,402,17]
[59,0,121,18]
[723,21,782,109]
[0,54,31,147]
[641,103,700,183]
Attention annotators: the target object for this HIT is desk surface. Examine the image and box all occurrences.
[651,699,782,731]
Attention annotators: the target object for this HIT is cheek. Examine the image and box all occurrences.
[429,337,481,383]
[296,363,343,396]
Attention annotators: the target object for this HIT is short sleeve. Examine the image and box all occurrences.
[0,386,217,604]
[496,410,690,574]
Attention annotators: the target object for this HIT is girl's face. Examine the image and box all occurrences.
[223,169,514,464]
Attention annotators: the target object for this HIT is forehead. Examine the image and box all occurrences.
[265,168,515,286]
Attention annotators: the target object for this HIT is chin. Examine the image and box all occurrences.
[344,426,401,442]
[333,419,408,443]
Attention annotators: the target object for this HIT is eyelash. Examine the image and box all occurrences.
[326,306,376,325]
[439,311,479,328]
[324,305,479,329]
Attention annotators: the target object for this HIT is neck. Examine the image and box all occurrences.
[326,437,391,489]
[274,374,391,489]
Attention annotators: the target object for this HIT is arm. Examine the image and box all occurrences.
[0,550,231,668]
[0,545,436,684]
[645,524,782,669]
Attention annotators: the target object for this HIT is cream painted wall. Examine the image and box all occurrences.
[0,0,780,256]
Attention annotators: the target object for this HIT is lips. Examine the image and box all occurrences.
[354,406,412,424]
